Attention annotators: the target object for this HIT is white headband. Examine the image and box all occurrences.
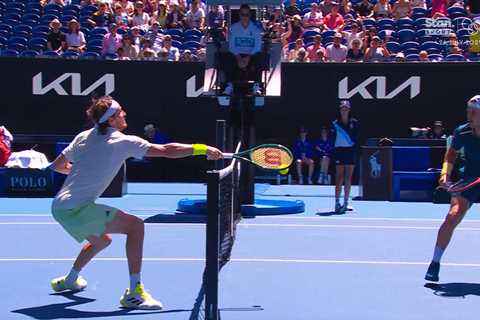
[467,95,480,110]
[98,99,121,124]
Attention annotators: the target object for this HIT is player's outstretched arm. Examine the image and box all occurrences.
[146,143,223,160]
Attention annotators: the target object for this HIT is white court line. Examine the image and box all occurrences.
[5,222,480,232]
[0,257,480,267]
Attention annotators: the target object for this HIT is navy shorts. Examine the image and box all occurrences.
[454,183,480,206]
[334,147,356,165]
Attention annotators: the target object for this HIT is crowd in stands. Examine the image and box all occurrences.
[0,0,223,60]
[0,0,479,61]
[267,0,480,62]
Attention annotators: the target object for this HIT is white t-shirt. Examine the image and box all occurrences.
[186,8,205,28]
[52,127,151,210]
[65,31,86,47]
[132,12,150,27]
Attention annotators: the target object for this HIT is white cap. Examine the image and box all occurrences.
[467,95,480,109]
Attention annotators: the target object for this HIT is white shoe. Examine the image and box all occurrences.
[222,83,233,95]
[51,276,87,292]
[252,82,262,95]
[307,178,313,185]
[120,283,163,310]
[299,177,304,185]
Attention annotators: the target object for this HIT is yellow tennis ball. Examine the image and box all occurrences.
[279,168,289,175]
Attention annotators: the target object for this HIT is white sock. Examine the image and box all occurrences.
[65,267,80,285]
[432,246,445,263]
[130,273,141,292]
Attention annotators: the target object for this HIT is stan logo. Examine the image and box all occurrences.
[369,151,382,178]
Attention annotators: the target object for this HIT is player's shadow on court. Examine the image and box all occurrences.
[424,282,480,298]
[11,292,188,319]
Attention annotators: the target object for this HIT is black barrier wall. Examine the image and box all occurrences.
[3,59,480,181]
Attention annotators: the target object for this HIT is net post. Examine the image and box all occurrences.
[205,170,220,320]
[216,119,226,170]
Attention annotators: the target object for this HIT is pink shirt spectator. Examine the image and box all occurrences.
[431,0,447,16]
[102,33,123,54]
[323,13,344,30]
[307,44,326,61]
[326,43,348,62]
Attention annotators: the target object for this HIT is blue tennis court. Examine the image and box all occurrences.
[2,183,480,320]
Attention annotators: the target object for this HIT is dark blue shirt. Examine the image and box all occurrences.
[451,123,480,178]
[315,138,334,157]
[294,139,314,159]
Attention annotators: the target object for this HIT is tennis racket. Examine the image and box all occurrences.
[223,144,293,171]
[446,177,480,193]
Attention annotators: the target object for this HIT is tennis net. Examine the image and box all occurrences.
[203,142,242,320]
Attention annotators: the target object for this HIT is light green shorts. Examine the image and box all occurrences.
[52,203,118,243]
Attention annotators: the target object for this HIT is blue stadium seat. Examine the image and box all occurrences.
[405,53,419,61]
[303,29,320,39]
[184,34,201,43]
[33,25,51,34]
[184,40,201,50]
[5,8,23,17]
[25,7,41,16]
[396,18,415,30]
[5,2,24,11]
[102,53,117,60]
[7,36,27,46]
[166,28,183,37]
[64,4,81,14]
[44,3,63,15]
[0,24,12,33]
[428,53,444,61]
[88,34,104,42]
[386,41,401,53]
[4,13,21,22]
[22,13,40,22]
[80,27,91,36]
[172,39,183,50]
[401,41,419,50]
[80,5,97,16]
[87,39,102,47]
[457,28,472,37]
[40,14,59,25]
[7,43,25,52]
[362,18,376,29]
[28,37,47,50]
[377,18,396,31]
[322,30,336,38]
[20,49,39,57]
[60,26,69,33]
[86,45,102,53]
[448,6,467,19]
[13,24,32,34]
[412,7,427,20]
[0,30,8,39]
[0,36,6,46]
[60,15,77,25]
[90,27,108,36]
[453,17,472,30]
[398,29,415,43]
[80,51,100,59]
[184,28,202,38]
[62,50,80,59]
[468,53,480,61]
[414,18,430,30]
[445,53,465,61]
[42,50,60,58]
[1,49,19,57]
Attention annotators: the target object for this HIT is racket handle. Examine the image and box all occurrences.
[223,153,233,159]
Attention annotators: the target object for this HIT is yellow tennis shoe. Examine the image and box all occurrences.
[51,276,87,292]
[120,283,163,310]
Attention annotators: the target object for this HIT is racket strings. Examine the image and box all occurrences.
[250,147,293,169]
